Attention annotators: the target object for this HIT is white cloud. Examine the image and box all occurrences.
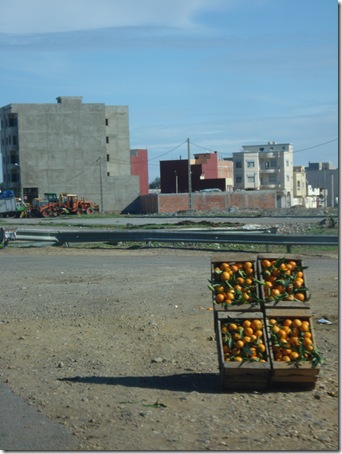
[0,0,228,35]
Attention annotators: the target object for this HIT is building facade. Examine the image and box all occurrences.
[160,152,233,194]
[233,142,294,207]
[130,148,149,195]
[305,162,338,207]
[0,96,140,212]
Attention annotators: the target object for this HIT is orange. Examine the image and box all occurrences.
[215,293,225,303]
[226,292,235,301]
[242,320,252,328]
[277,329,287,339]
[236,277,245,285]
[251,319,263,331]
[243,261,253,270]
[290,351,300,361]
[261,259,272,268]
[294,279,304,288]
[235,340,244,349]
[268,318,277,325]
[295,292,305,301]
[254,330,263,338]
[215,285,225,293]
[234,356,243,362]
[230,265,239,273]
[244,327,254,336]
[289,336,300,347]
[245,267,254,275]
[292,319,302,328]
[220,271,231,282]
[228,323,238,331]
[220,262,230,271]
[283,319,292,327]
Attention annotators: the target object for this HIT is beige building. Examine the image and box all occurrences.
[233,142,294,208]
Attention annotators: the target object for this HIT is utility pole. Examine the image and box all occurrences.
[187,138,192,211]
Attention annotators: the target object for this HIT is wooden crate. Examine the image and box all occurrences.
[257,254,310,309]
[216,311,272,391]
[264,309,321,388]
[210,257,261,312]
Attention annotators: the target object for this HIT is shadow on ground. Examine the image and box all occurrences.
[59,372,221,393]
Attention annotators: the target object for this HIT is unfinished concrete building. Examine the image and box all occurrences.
[0,96,140,212]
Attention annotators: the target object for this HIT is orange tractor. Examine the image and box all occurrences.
[29,192,96,217]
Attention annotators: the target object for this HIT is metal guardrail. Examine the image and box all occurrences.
[5,228,338,253]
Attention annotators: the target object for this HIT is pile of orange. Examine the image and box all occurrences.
[267,317,321,366]
[259,258,308,303]
[221,318,268,362]
[211,261,259,306]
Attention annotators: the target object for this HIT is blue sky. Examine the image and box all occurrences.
[0,0,338,182]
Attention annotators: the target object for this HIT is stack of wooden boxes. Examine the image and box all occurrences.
[210,254,321,391]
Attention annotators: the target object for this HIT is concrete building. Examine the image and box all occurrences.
[233,142,294,207]
[305,162,338,207]
[0,96,140,212]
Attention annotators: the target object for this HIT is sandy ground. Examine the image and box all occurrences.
[0,245,339,451]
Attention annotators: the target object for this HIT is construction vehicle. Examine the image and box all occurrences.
[0,190,27,217]
[29,192,95,217]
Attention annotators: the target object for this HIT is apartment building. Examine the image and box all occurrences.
[0,96,140,212]
[233,142,294,208]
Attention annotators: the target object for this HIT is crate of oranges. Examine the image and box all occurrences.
[209,258,261,311]
[256,255,310,309]
[216,311,271,390]
[265,309,322,388]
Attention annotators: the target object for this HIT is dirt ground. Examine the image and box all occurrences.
[0,244,339,451]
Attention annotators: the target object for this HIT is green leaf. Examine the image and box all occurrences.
[143,400,167,409]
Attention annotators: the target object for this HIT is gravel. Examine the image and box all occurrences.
[0,245,338,451]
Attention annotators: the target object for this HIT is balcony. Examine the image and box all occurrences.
[260,168,280,173]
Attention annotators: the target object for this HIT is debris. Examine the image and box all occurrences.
[317,318,333,325]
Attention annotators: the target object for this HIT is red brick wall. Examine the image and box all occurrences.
[139,191,277,213]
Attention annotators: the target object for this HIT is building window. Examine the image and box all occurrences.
[107,172,110,176]
[235,161,242,168]
[105,119,109,126]
[286,175,290,182]
[265,161,270,169]
[269,175,277,183]
[270,160,277,168]
[246,160,255,168]
[236,176,242,183]
[107,154,110,162]
[286,160,289,167]
[106,136,109,144]
[12,136,17,146]
[297,181,300,190]
[247,175,255,183]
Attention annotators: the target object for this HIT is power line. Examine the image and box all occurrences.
[293,138,338,153]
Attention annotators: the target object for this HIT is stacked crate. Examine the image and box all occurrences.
[210,255,321,390]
